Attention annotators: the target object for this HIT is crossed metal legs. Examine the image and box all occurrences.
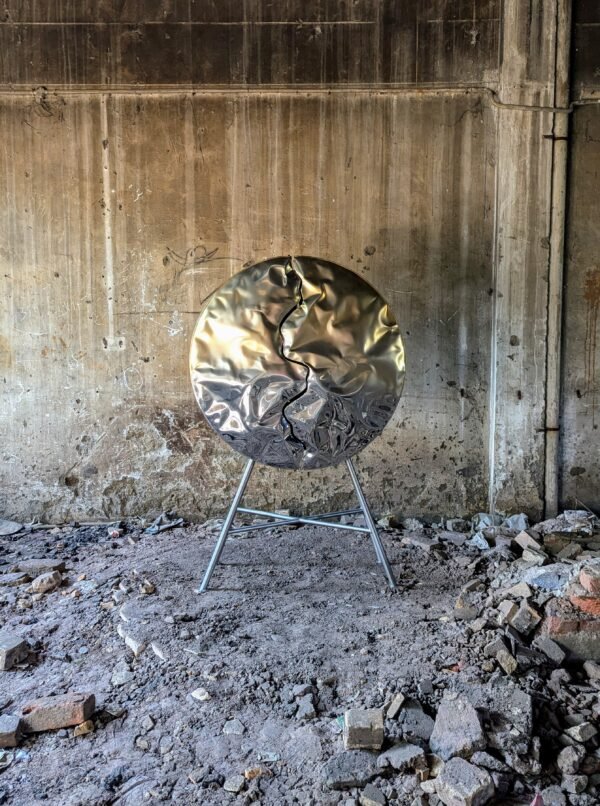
[197,458,397,592]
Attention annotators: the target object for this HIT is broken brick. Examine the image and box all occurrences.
[542,598,600,661]
[515,531,543,552]
[31,570,62,594]
[0,632,29,671]
[579,566,600,595]
[20,692,95,733]
[435,757,494,806]
[343,709,384,751]
[507,601,541,634]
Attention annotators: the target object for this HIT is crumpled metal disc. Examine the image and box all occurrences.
[190,256,405,469]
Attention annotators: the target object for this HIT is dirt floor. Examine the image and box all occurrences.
[0,519,477,805]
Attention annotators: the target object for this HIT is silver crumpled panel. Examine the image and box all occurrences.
[190,255,405,469]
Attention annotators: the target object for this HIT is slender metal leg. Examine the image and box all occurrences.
[197,459,255,593]
[346,458,397,590]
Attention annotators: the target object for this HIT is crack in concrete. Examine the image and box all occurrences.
[278,256,311,449]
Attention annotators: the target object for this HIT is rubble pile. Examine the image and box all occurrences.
[0,508,599,804]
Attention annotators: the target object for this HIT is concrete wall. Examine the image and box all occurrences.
[560,2,600,512]
[0,1,597,522]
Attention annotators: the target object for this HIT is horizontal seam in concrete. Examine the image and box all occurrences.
[1,85,597,114]
[0,83,498,95]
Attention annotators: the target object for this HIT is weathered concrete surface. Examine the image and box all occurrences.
[560,1,600,512]
[561,105,600,509]
[0,1,501,88]
[0,90,495,521]
[0,1,597,521]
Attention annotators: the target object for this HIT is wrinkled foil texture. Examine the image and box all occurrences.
[190,256,405,469]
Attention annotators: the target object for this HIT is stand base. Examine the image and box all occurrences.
[197,458,397,593]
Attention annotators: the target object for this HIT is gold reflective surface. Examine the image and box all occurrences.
[190,256,405,469]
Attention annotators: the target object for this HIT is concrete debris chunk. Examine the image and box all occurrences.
[0,519,23,536]
[522,563,572,593]
[292,683,313,698]
[564,722,597,743]
[296,693,316,720]
[111,660,133,687]
[467,532,490,551]
[0,633,29,671]
[583,660,600,680]
[140,579,155,595]
[557,543,582,560]
[430,694,486,761]
[11,559,65,575]
[514,531,543,552]
[521,548,547,566]
[359,783,386,806]
[469,752,509,772]
[496,648,518,675]
[377,742,426,771]
[403,517,424,532]
[506,601,541,634]
[190,687,211,702]
[0,714,22,748]
[344,709,384,750]
[473,513,497,530]
[539,785,567,806]
[497,600,518,624]
[223,718,245,735]
[401,534,440,552]
[400,699,435,742]
[322,750,379,790]
[117,624,146,657]
[483,636,506,658]
[556,744,585,774]
[386,692,405,719]
[452,681,532,757]
[439,530,468,547]
[223,774,245,793]
[435,757,494,806]
[73,719,94,737]
[0,572,31,587]
[20,692,95,733]
[31,570,62,594]
[503,582,532,599]
[503,514,529,532]
[454,584,482,621]
[469,616,487,633]
[561,773,588,794]
[534,511,594,536]
[531,635,566,664]
[150,642,167,662]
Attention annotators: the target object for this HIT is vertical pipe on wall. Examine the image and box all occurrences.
[544,0,572,517]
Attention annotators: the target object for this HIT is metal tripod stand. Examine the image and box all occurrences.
[197,457,397,592]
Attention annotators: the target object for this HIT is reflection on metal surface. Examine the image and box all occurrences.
[190,256,405,469]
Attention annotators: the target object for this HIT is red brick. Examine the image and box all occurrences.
[542,598,600,661]
[580,567,600,595]
[543,612,581,635]
[569,595,600,616]
[20,693,95,733]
